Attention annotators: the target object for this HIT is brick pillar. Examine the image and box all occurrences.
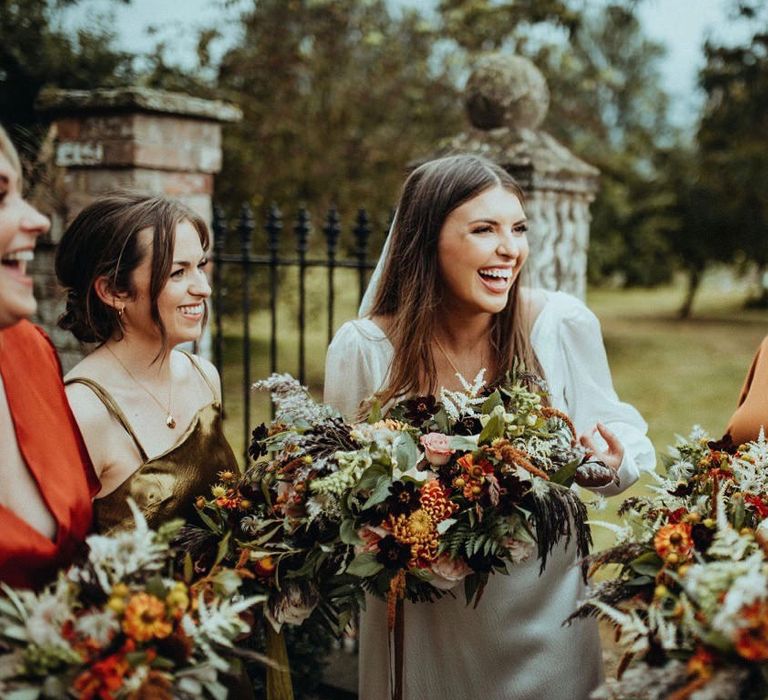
[32,87,241,371]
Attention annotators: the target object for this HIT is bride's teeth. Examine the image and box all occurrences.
[479,268,511,279]
[1,250,34,263]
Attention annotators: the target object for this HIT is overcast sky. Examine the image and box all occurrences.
[63,0,754,127]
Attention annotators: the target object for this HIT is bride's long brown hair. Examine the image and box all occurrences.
[369,154,543,405]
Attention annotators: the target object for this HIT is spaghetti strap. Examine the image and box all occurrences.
[180,351,218,402]
[64,377,149,462]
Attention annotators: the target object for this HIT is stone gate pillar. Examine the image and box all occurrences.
[426,54,600,299]
[32,87,241,370]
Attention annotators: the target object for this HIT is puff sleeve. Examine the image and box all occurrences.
[554,294,656,496]
[323,320,393,421]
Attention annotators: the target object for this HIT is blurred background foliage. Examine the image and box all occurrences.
[2,0,767,315]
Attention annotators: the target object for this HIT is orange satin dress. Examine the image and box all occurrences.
[725,335,768,446]
[0,320,98,589]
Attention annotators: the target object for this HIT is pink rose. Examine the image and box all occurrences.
[356,524,389,555]
[429,554,472,590]
[420,433,454,466]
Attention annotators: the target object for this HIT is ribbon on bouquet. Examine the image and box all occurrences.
[266,625,295,700]
[387,571,406,700]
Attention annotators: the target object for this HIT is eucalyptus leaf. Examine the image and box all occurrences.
[629,551,663,577]
[346,552,384,577]
[478,412,504,444]
[340,518,364,545]
[550,458,582,486]
[449,435,479,452]
[394,432,419,471]
[480,390,503,414]
[364,475,393,508]
[5,690,40,700]
[437,518,457,535]
[357,464,389,491]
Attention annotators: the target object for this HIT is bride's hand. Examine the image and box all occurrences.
[574,423,624,488]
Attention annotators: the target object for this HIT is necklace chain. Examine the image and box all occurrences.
[105,345,176,429]
[433,336,486,381]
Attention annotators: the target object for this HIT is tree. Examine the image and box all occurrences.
[211,0,463,242]
[0,0,135,162]
[532,3,676,287]
[698,17,768,306]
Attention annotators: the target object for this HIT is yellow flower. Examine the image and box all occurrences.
[166,582,190,616]
[122,593,172,642]
[211,484,227,498]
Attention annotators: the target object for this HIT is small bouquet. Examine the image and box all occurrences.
[0,501,262,700]
[572,428,768,699]
[191,374,363,700]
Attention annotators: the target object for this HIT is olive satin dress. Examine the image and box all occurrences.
[64,351,236,532]
[66,353,255,699]
[725,335,768,446]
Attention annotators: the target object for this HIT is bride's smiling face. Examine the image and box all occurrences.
[436,185,529,316]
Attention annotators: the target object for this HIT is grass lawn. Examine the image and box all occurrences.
[217,268,768,550]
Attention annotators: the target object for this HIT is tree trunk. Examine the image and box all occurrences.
[679,267,702,319]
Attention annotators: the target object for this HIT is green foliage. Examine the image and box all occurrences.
[0,0,135,158]
[213,0,463,249]
[698,8,768,305]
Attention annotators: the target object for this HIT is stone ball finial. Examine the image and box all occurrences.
[465,53,550,131]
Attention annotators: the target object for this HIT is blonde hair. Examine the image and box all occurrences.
[370,154,543,406]
[0,125,22,186]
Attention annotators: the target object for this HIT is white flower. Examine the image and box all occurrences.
[253,373,335,425]
[81,500,168,592]
[265,582,319,633]
[440,369,487,421]
[73,609,120,646]
[22,578,72,647]
[506,538,535,563]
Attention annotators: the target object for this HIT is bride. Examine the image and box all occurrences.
[324,154,655,700]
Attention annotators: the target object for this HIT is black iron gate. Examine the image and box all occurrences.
[210,203,380,464]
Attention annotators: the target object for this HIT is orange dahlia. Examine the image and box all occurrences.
[389,508,439,566]
[122,593,173,643]
[420,479,457,522]
[735,600,768,661]
[73,652,131,699]
[654,522,693,561]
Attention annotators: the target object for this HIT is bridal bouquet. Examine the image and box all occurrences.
[571,428,768,699]
[341,370,602,609]
[0,502,262,700]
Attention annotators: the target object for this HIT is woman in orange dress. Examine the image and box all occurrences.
[0,125,97,589]
[724,335,768,445]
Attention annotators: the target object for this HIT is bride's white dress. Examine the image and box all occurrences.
[324,290,655,700]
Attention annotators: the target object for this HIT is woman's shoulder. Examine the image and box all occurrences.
[329,317,392,352]
[175,349,221,396]
[524,288,595,331]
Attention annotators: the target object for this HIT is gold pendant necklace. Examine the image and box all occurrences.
[105,345,176,429]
